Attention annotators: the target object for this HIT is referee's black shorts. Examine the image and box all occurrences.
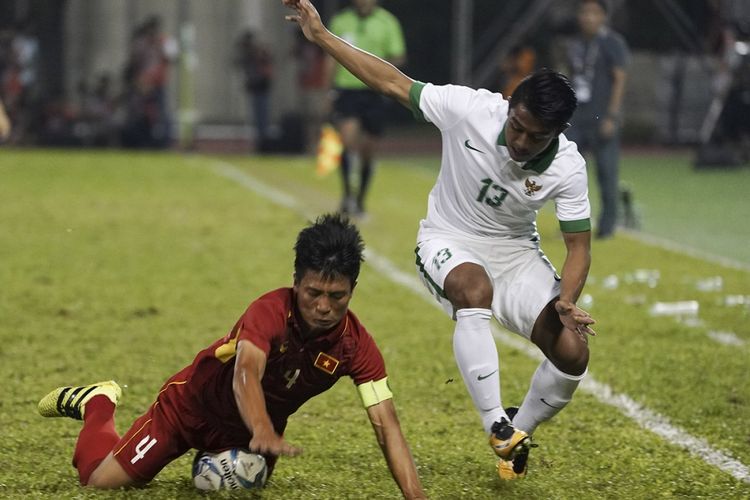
[332,89,389,136]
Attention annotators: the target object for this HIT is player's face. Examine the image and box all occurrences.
[294,270,354,336]
[505,104,560,162]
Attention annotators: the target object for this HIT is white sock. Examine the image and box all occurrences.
[453,308,507,434]
[512,358,587,435]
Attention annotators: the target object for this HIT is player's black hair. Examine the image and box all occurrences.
[294,213,365,286]
[509,68,578,130]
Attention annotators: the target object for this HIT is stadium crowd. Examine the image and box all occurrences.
[0,16,176,149]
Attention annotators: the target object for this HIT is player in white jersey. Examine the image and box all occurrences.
[285,0,597,481]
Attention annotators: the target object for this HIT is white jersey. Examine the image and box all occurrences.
[409,82,591,241]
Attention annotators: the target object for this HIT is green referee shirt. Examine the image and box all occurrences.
[330,6,406,89]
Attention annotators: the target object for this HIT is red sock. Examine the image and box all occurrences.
[72,395,120,485]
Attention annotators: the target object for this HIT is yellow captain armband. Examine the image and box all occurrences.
[356,377,393,408]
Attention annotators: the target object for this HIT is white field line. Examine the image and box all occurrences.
[205,159,750,484]
[707,330,746,347]
[620,228,750,272]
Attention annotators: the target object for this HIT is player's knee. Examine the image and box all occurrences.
[553,338,589,376]
[449,281,492,309]
[85,472,117,489]
[445,265,493,309]
[85,458,135,489]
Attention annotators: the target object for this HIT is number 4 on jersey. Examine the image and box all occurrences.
[130,435,158,464]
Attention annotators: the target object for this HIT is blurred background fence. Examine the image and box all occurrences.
[1,0,748,165]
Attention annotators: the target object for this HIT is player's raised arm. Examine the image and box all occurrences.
[234,339,302,457]
[365,399,427,499]
[283,0,413,108]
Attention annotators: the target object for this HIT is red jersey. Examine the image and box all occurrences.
[167,287,387,443]
[112,288,388,480]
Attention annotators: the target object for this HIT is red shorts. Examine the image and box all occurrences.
[112,370,253,482]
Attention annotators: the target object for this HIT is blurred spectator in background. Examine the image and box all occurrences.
[121,24,149,148]
[698,0,750,166]
[38,73,117,148]
[294,29,328,151]
[563,0,629,240]
[325,0,406,217]
[39,96,78,146]
[76,73,118,147]
[498,44,537,97]
[0,97,11,140]
[234,30,274,149]
[0,21,38,144]
[121,16,177,149]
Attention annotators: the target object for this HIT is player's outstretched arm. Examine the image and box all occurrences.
[234,340,302,457]
[366,399,427,499]
[283,0,413,108]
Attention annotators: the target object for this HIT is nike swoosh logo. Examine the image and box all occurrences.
[477,369,498,381]
[540,398,563,409]
[464,139,486,154]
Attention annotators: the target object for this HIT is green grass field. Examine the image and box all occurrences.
[1,148,748,499]
[615,151,750,266]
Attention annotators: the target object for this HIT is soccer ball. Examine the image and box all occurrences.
[192,448,268,491]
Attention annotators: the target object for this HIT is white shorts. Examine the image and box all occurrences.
[414,229,560,338]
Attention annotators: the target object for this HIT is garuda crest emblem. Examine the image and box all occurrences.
[524,178,542,197]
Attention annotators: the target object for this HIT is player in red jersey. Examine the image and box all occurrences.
[38,213,426,499]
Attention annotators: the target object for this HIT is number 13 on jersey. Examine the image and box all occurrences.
[477,178,509,208]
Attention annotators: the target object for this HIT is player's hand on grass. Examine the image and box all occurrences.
[555,299,596,338]
[249,425,302,457]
